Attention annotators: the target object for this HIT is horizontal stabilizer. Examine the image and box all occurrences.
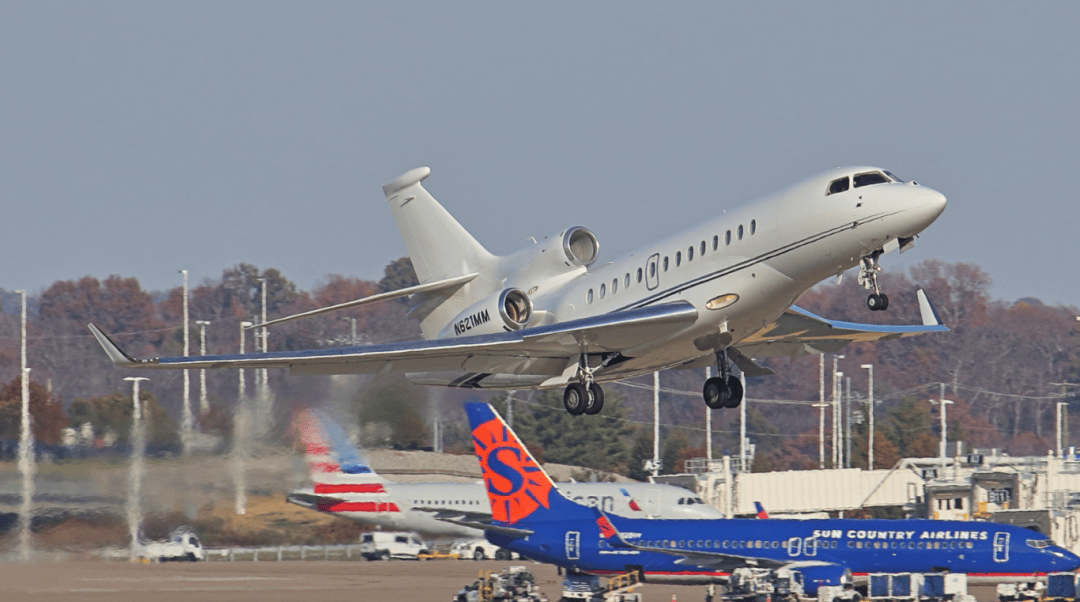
[426,509,533,538]
[248,273,479,330]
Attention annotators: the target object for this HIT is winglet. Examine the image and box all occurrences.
[86,323,140,366]
[916,289,944,327]
[755,501,770,519]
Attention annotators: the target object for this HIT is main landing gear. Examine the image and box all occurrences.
[859,251,889,312]
[563,354,605,416]
[702,349,743,410]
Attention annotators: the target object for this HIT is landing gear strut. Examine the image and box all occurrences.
[859,252,889,311]
[563,354,605,416]
[702,349,743,410]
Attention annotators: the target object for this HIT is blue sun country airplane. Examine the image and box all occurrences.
[286,409,723,539]
[463,402,1080,593]
[89,166,947,416]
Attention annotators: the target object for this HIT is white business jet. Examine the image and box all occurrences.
[286,409,724,538]
[89,166,947,415]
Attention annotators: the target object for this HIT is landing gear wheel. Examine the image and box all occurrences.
[703,376,726,410]
[723,375,743,409]
[584,383,605,415]
[473,548,485,561]
[867,293,884,311]
[563,383,587,415]
[878,293,889,310]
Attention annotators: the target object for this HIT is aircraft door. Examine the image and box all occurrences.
[565,531,581,560]
[646,254,660,290]
[647,488,661,517]
[993,532,1009,562]
[786,536,802,557]
[803,537,817,557]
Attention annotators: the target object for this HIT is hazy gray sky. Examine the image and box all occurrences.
[3,2,1078,307]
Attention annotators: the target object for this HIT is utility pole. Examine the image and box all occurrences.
[195,320,211,415]
[861,364,874,470]
[258,278,269,433]
[835,371,844,468]
[17,290,34,561]
[652,371,660,477]
[930,383,953,471]
[124,376,148,559]
[234,320,252,516]
[343,316,357,345]
[817,355,826,469]
[506,390,515,427]
[238,321,252,400]
[179,270,192,454]
[832,355,844,468]
[845,375,852,469]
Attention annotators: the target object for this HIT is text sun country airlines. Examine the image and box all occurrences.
[285,409,723,537]
[89,166,947,417]
[463,403,1080,594]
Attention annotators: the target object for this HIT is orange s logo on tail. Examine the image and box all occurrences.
[470,415,553,524]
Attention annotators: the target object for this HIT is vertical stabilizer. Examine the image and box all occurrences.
[464,402,590,525]
[382,168,496,284]
[295,409,386,492]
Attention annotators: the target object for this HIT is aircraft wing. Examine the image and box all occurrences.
[733,289,948,360]
[86,301,699,377]
[285,491,346,510]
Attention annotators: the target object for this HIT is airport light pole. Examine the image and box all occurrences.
[832,355,844,468]
[343,316,357,345]
[1050,383,1079,457]
[124,376,148,560]
[861,364,874,470]
[845,375,852,469]
[1058,402,1069,458]
[835,371,844,468]
[238,321,252,400]
[195,320,211,415]
[705,367,712,462]
[17,289,34,561]
[179,270,192,454]
[930,383,953,471]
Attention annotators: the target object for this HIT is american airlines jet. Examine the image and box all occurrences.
[286,410,723,537]
[89,166,947,416]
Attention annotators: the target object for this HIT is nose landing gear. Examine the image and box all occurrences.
[859,252,889,311]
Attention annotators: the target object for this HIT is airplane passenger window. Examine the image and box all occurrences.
[600,284,605,298]
[638,267,644,282]
[738,225,744,240]
[688,247,693,261]
[712,235,718,250]
[663,257,669,271]
[675,252,681,267]
[700,241,706,255]
[725,231,731,245]
[612,279,618,293]
[588,289,594,304]
[854,171,890,187]
[751,220,756,235]
[827,176,850,195]
[625,274,630,288]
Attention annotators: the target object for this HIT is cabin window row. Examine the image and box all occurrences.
[410,500,481,506]
[586,220,758,305]
[604,538,976,551]
[845,540,974,550]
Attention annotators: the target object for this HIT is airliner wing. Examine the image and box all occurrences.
[734,289,948,359]
[286,491,346,509]
[418,507,533,538]
[86,301,699,376]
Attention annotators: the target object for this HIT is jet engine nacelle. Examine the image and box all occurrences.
[503,226,600,286]
[792,563,851,596]
[440,288,533,338]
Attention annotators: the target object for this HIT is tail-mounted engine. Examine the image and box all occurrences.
[440,288,534,338]
[501,226,600,288]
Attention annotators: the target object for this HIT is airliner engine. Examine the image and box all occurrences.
[440,288,533,338]
[499,226,600,292]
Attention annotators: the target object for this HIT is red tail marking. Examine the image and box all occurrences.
[315,483,385,494]
[310,461,340,473]
[317,501,400,513]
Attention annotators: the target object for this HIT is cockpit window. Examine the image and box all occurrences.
[884,170,903,182]
[827,177,850,195]
[1027,538,1053,549]
[854,171,891,188]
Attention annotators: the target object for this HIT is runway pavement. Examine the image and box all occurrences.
[0,557,1003,602]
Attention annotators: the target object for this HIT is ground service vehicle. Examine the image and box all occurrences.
[360,531,428,560]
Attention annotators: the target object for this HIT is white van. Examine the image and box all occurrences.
[450,538,516,560]
[138,527,206,562]
[360,531,428,560]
